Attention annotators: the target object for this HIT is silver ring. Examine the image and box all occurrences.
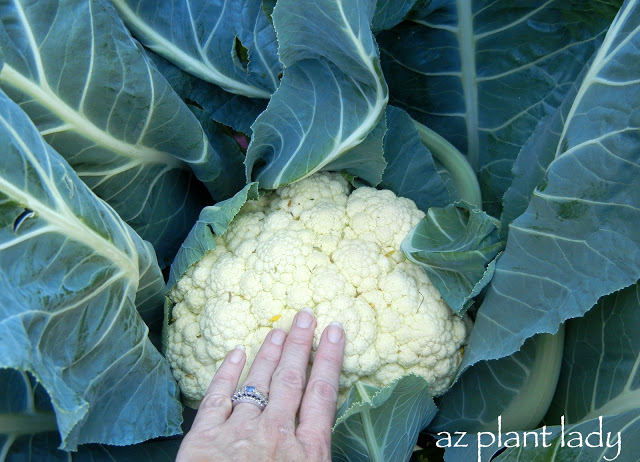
[231,385,268,411]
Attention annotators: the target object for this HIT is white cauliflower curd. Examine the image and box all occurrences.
[165,172,469,406]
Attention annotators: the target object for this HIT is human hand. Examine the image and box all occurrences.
[176,307,345,462]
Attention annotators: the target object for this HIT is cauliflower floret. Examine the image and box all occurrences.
[165,172,470,407]
[332,239,391,292]
[300,202,348,235]
[273,173,351,218]
[345,186,424,258]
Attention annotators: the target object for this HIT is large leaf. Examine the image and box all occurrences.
[0,369,182,461]
[430,329,565,435]
[324,109,388,187]
[461,0,640,369]
[245,0,388,189]
[499,55,596,236]
[495,412,638,462]
[0,89,182,450]
[490,282,640,461]
[546,283,640,426]
[112,0,281,98]
[148,49,268,135]
[379,106,451,211]
[377,0,621,214]
[371,0,421,33]
[499,112,560,237]
[402,204,504,314]
[331,375,438,462]
[0,0,239,266]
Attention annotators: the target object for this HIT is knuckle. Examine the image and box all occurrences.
[199,392,232,414]
[307,378,339,404]
[254,349,281,367]
[233,419,259,439]
[196,426,221,440]
[263,417,296,441]
[313,347,342,365]
[213,370,238,384]
[228,439,257,460]
[287,333,311,348]
[301,431,332,460]
[231,440,251,453]
[310,429,332,448]
[274,366,306,391]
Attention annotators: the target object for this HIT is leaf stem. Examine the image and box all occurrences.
[455,0,479,171]
[355,382,384,462]
[412,120,482,208]
[0,413,58,435]
[490,326,565,431]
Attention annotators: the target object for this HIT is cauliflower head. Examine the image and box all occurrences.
[165,172,469,406]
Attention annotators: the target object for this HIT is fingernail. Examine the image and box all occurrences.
[271,328,286,345]
[229,345,245,364]
[327,321,343,343]
[296,307,314,328]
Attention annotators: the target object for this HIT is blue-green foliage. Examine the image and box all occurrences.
[0,89,182,450]
[377,0,622,215]
[543,283,640,446]
[0,0,245,266]
[167,182,259,290]
[462,0,640,369]
[245,0,389,189]
[451,282,640,461]
[332,375,438,462]
[0,369,182,460]
[380,106,451,211]
[111,0,281,98]
[402,203,504,314]
[2,0,640,461]
[148,50,268,136]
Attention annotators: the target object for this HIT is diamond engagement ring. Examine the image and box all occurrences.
[231,385,268,410]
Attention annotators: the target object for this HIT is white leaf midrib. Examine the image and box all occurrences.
[355,382,384,462]
[580,388,640,423]
[0,64,183,170]
[0,113,139,281]
[8,0,182,170]
[13,0,48,89]
[456,0,479,172]
[0,175,139,281]
[110,0,272,99]
[253,9,280,89]
[270,0,388,186]
[555,0,638,160]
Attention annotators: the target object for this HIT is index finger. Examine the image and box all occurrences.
[191,346,246,430]
[297,321,345,437]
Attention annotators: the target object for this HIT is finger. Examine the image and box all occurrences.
[297,322,345,443]
[191,346,246,430]
[264,307,316,423]
[229,328,287,420]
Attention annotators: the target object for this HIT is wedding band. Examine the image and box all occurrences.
[231,385,268,410]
